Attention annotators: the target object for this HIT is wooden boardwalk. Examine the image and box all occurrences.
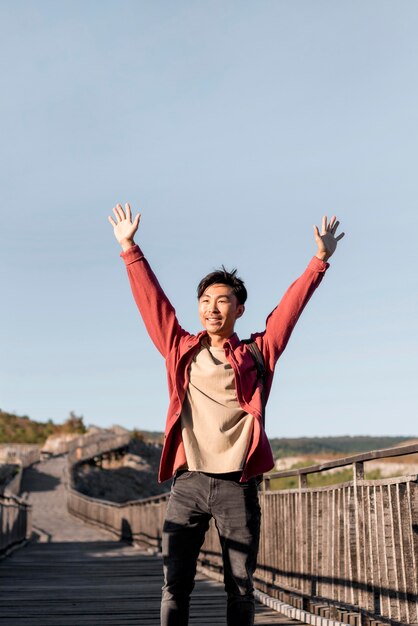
[0,457,301,625]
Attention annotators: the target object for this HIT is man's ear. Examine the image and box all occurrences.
[236,304,245,319]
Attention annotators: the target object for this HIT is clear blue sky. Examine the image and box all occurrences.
[1,1,417,438]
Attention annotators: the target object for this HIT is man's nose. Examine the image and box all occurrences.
[208,301,219,312]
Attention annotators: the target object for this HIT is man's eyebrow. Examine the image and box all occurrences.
[200,292,232,299]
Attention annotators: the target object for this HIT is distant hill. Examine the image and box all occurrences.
[134,430,415,457]
[269,435,415,458]
[0,410,86,444]
[137,431,415,458]
[131,429,164,445]
[1,412,414,457]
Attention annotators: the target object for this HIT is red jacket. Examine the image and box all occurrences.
[121,245,329,482]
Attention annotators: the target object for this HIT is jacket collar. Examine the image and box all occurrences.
[194,331,241,351]
[223,332,240,350]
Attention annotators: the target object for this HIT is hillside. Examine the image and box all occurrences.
[135,432,414,458]
[0,410,86,444]
[1,411,414,457]
[269,435,414,458]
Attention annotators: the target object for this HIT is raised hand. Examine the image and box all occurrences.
[108,203,141,251]
[313,215,345,261]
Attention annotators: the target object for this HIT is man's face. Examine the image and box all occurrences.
[198,283,244,341]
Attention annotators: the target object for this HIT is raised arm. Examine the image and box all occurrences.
[260,215,345,369]
[108,203,189,357]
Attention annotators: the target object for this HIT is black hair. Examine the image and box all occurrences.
[197,266,247,304]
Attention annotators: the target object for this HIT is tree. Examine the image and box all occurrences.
[59,411,86,435]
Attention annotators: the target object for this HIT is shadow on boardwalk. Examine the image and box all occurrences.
[0,456,299,625]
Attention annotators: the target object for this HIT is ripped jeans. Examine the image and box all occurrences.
[160,470,261,626]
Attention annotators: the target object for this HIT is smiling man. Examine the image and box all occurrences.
[108,204,344,626]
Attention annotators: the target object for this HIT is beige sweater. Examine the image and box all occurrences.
[181,340,253,473]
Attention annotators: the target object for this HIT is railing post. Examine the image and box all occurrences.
[353,462,364,482]
[297,472,308,604]
[299,474,308,489]
[26,502,32,540]
[353,461,365,625]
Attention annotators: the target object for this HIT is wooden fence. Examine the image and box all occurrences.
[67,488,168,548]
[0,446,38,556]
[66,441,418,626]
[42,429,131,458]
[0,465,22,497]
[252,443,418,626]
[0,445,42,498]
[0,493,32,558]
[67,432,165,547]
[0,444,41,468]
[66,433,131,466]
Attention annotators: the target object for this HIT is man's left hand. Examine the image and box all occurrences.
[313,215,345,262]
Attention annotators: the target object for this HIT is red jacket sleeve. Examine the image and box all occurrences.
[121,245,189,358]
[260,256,329,371]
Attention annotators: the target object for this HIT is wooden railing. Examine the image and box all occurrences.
[0,493,32,558]
[66,441,418,626]
[0,445,42,497]
[249,442,418,626]
[67,488,169,548]
[0,464,22,497]
[0,446,39,556]
[43,429,130,458]
[0,444,41,468]
[263,442,418,489]
[66,432,131,466]
[66,432,166,546]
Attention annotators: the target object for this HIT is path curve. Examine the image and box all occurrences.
[21,455,114,542]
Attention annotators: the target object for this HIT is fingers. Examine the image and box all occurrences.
[331,220,339,234]
[108,216,117,227]
[111,203,137,224]
[320,215,343,236]
[313,224,320,238]
[329,216,344,239]
[113,204,124,222]
[133,213,141,228]
[328,215,337,231]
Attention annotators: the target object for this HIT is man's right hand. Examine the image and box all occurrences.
[108,203,141,251]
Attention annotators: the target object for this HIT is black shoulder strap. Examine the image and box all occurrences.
[242,339,266,427]
[243,340,265,379]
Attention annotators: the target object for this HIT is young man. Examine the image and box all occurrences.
[108,204,344,626]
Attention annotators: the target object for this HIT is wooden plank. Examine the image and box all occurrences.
[0,541,299,625]
[0,453,302,625]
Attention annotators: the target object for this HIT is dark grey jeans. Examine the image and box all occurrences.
[161,470,261,626]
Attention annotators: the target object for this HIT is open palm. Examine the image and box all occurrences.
[108,203,141,249]
[314,215,344,261]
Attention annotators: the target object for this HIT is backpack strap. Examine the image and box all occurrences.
[242,339,266,427]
